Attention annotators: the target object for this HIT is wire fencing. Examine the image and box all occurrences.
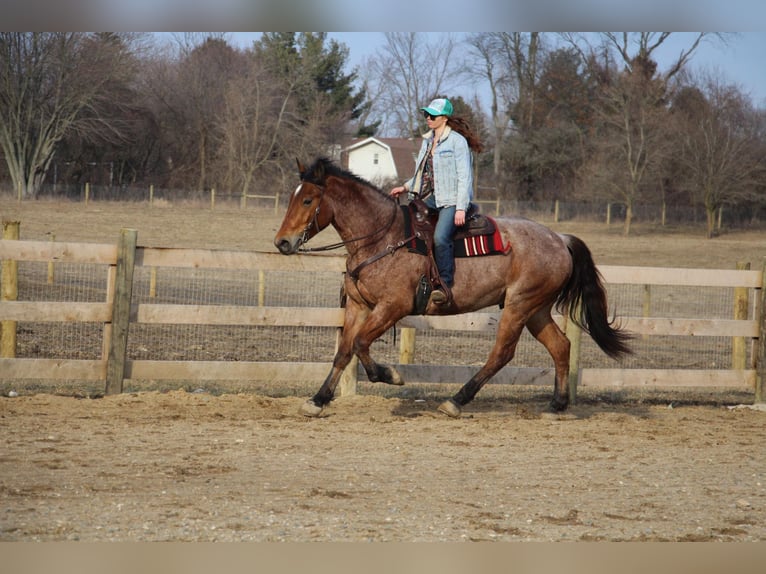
[8,258,756,375]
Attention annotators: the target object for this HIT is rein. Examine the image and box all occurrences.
[298,188,410,278]
[297,185,400,253]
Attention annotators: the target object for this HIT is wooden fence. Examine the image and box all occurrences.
[1,225,764,403]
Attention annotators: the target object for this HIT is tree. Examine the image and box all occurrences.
[564,33,719,234]
[217,51,302,197]
[0,33,138,198]
[465,33,515,179]
[510,47,598,200]
[177,36,244,195]
[365,32,462,139]
[253,33,369,149]
[213,33,368,195]
[671,75,766,237]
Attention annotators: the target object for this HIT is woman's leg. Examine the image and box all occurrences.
[433,205,457,286]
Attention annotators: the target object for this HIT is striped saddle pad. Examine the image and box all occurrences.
[401,205,511,258]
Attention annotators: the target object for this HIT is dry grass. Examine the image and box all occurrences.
[2,197,765,269]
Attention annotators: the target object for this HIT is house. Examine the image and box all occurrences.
[340,137,420,187]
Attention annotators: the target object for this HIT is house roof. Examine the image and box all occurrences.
[341,137,420,181]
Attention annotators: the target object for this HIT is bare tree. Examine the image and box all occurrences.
[176,36,243,195]
[592,61,672,235]
[0,33,138,198]
[217,53,307,196]
[672,73,766,237]
[563,33,724,234]
[366,33,461,139]
[465,33,514,177]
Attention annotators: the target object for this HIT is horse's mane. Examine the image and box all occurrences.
[301,157,394,202]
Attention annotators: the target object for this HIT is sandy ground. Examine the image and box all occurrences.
[1,199,765,542]
[1,390,764,541]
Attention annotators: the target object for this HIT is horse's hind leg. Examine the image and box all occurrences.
[438,309,525,418]
[526,307,571,411]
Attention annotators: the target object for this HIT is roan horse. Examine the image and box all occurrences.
[274,157,632,418]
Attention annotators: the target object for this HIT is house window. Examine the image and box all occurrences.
[373,153,379,165]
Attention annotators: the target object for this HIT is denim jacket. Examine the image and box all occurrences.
[404,126,473,212]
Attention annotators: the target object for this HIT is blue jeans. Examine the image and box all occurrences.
[425,197,456,287]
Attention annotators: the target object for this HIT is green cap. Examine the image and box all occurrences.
[420,98,453,117]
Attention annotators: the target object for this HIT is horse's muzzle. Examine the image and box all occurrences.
[275,237,300,255]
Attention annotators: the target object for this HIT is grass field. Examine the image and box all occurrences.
[2,197,765,269]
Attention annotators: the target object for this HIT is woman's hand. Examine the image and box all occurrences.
[390,186,406,197]
[455,209,466,226]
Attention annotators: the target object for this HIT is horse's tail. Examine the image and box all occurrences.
[556,234,633,359]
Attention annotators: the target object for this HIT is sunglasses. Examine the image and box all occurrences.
[423,112,441,120]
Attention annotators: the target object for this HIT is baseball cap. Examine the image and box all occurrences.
[420,98,453,117]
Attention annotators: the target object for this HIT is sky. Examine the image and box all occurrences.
[4,1,764,106]
[223,32,766,110]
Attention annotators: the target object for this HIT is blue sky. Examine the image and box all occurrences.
[224,32,766,109]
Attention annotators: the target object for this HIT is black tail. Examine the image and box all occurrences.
[556,234,633,359]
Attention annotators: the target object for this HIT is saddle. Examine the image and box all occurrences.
[406,199,510,312]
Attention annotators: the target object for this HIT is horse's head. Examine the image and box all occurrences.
[274,158,334,255]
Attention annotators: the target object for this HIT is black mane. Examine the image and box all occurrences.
[301,157,392,200]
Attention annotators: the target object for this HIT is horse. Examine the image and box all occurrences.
[274,157,632,418]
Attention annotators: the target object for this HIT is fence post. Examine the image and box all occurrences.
[756,262,766,403]
[565,307,582,404]
[149,267,157,298]
[84,182,90,205]
[606,203,611,226]
[257,270,265,307]
[732,262,750,370]
[149,184,154,207]
[554,200,560,223]
[1,220,20,358]
[210,187,216,210]
[642,284,651,340]
[47,233,55,284]
[105,228,137,395]
[399,327,416,364]
[273,192,280,215]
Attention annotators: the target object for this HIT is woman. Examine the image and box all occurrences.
[390,97,483,305]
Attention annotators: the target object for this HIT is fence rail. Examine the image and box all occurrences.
[1,225,764,402]
[8,182,766,229]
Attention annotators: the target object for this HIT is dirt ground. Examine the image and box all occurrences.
[1,199,765,542]
[1,390,765,541]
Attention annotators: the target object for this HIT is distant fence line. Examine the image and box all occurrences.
[4,182,766,228]
[1,222,765,403]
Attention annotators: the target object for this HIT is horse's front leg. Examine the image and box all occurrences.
[299,301,368,417]
[299,300,404,417]
[354,312,404,387]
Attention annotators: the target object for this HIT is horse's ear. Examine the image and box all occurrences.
[296,158,305,174]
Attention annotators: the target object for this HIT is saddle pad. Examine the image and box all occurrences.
[401,206,510,258]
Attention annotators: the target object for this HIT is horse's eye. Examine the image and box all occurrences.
[302,197,313,207]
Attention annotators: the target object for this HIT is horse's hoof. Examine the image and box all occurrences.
[299,400,324,418]
[389,367,404,386]
[550,397,569,412]
[437,399,461,418]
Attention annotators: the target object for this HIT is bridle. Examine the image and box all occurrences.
[296,182,401,254]
[295,181,419,282]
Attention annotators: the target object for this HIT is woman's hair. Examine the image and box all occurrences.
[446,116,484,154]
